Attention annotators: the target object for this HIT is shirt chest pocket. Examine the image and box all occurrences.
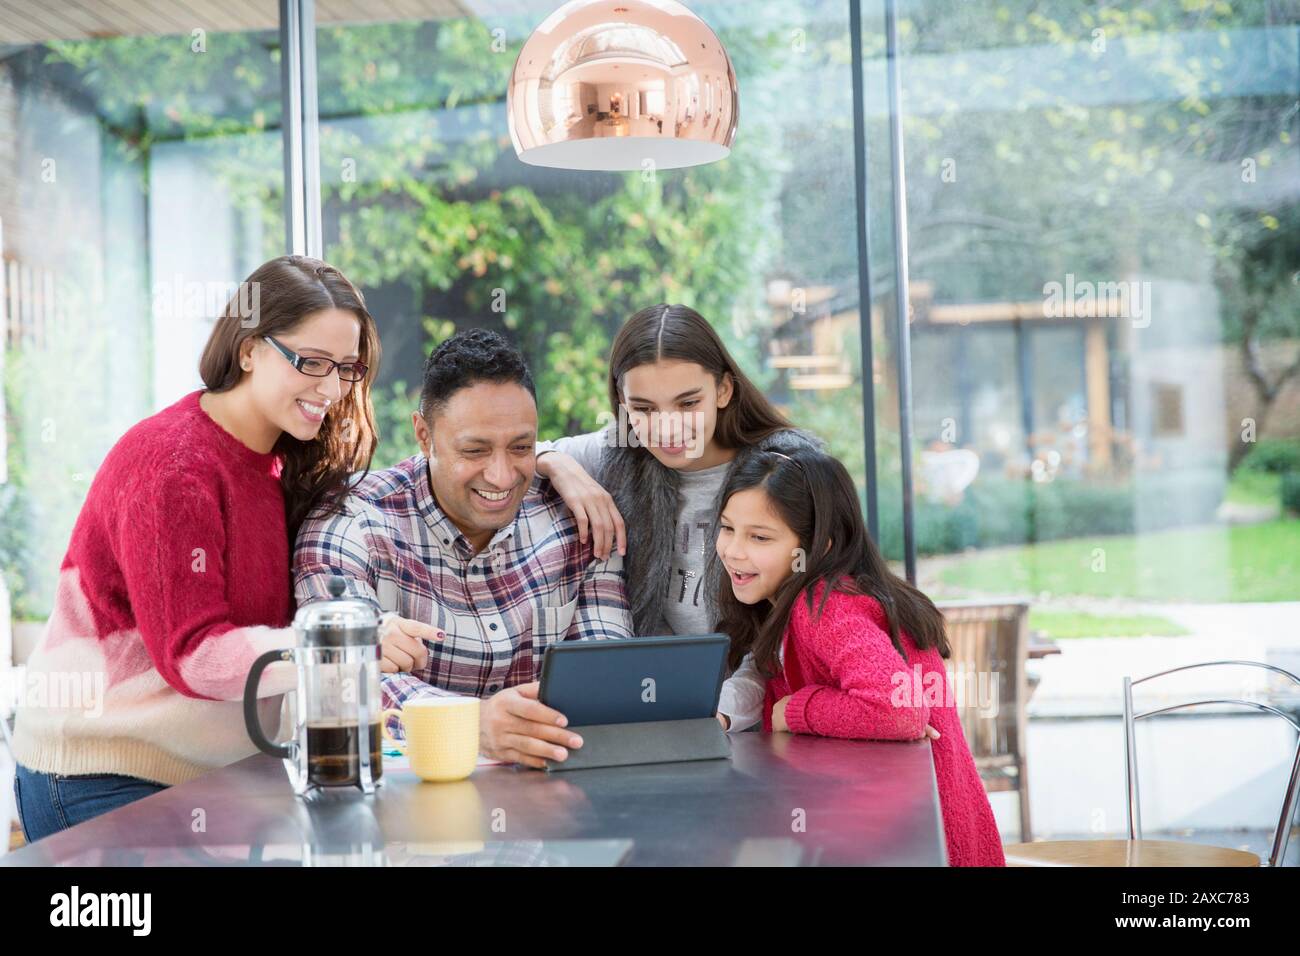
[531,596,579,646]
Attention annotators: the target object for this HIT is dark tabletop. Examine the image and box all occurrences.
[5,733,947,866]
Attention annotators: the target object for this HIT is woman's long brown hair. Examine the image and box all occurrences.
[607,304,791,448]
[716,447,950,678]
[198,255,380,537]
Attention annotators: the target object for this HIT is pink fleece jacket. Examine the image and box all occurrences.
[763,580,1006,867]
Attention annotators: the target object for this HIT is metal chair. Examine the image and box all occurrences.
[1005,660,1300,867]
[938,600,1032,843]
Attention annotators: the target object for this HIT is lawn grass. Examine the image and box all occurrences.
[939,519,1300,603]
[1028,608,1191,639]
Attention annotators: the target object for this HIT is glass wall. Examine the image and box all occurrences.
[2,0,1295,849]
[893,0,1299,841]
[895,1,1298,611]
[0,3,283,621]
[313,0,878,500]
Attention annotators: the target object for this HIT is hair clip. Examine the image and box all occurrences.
[768,450,802,468]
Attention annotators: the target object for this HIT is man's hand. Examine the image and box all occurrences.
[480,681,583,769]
[716,712,731,730]
[536,451,626,560]
[378,613,443,674]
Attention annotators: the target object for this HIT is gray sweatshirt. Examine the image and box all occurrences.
[538,429,728,636]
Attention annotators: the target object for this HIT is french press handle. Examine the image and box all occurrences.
[244,648,294,759]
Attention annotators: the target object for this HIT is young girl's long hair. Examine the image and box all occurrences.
[716,447,950,677]
[199,255,380,537]
[607,304,791,449]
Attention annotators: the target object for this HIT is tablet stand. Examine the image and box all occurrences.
[543,717,731,772]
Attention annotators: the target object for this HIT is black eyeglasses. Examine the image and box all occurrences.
[263,335,367,382]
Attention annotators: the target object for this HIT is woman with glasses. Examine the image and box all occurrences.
[10,255,381,841]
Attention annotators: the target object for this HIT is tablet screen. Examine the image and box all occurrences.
[539,634,730,726]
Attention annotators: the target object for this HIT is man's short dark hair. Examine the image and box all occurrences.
[419,328,536,418]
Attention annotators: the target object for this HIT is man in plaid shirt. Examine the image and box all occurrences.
[294,330,632,768]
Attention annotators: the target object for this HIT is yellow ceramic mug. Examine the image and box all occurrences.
[381,697,480,782]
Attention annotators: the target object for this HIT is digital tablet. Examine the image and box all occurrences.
[538,634,730,726]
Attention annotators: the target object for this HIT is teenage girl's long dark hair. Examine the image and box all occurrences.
[716,447,950,677]
[607,304,791,448]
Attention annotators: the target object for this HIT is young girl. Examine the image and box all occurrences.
[536,303,818,638]
[713,446,1006,867]
[11,255,383,840]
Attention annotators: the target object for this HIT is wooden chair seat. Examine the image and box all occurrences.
[1002,839,1259,867]
[977,755,1022,796]
[976,753,1018,773]
[938,600,1033,842]
[977,754,1019,770]
[980,772,1022,794]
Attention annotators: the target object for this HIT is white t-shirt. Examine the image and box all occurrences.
[716,645,783,733]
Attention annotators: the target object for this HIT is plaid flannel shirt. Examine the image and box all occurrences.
[293,455,632,736]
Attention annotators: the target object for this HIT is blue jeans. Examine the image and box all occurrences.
[13,763,168,843]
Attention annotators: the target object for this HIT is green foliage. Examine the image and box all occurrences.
[1214,201,1300,349]
[1238,439,1300,476]
[2,308,135,618]
[368,380,421,471]
[0,441,34,619]
[1282,472,1300,515]
[881,470,1227,557]
[45,32,284,214]
[894,0,1295,309]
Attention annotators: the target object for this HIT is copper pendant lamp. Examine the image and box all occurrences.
[508,0,739,171]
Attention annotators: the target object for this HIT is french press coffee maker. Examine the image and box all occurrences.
[244,576,385,795]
